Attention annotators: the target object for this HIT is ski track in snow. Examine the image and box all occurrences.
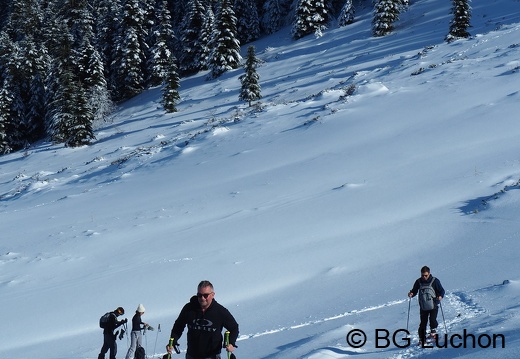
[233,290,487,358]
[240,299,406,341]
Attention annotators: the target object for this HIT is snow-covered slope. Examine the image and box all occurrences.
[1,0,520,358]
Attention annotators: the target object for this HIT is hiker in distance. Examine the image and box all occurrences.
[408,266,445,346]
[98,307,127,359]
[125,304,153,359]
[166,280,239,359]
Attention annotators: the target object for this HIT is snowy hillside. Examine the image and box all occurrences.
[1,0,520,358]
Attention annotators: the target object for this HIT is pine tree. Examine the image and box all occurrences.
[372,0,401,37]
[261,0,292,35]
[178,0,207,75]
[91,0,122,96]
[82,41,113,124]
[234,0,260,44]
[338,0,355,27]
[0,1,11,30]
[162,57,181,113]
[207,0,241,79]
[1,0,48,151]
[112,0,148,100]
[199,7,214,71]
[46,18,94,147]
[65,84,95,147]
[0,73,16,154]
[292,0,329,40]
[148,0,176,86]
[446,0,471,42]
[239,45,261,107]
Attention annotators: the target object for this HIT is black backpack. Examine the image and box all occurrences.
[134,345,145,359]
[99,312,113,328]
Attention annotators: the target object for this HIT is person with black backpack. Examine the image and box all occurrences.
[408,266,445,346]
[98,307,128,359]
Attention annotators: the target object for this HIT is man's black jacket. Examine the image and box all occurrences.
[170,296,239,357]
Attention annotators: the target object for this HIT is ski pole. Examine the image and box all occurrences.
[224,331,236,359]
[144,325,148,357]
[166,338,174,359]
[224,331,231,359]
[153,324,161,357]
[440,300,448,335]
[406,297,411,333]
[165,337,181,357]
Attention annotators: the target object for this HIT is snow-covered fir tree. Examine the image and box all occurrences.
[261,0,292,35]
[239,45,261,107]
[45,16,95,147]
[49,66,95,147]
[0,0,11,29]
[446,0,471,42]
[112,0,148,100]
[148,0,176,86]
[62,0,111,126]
[91,0,122,96]
[338,0,355,27]
[0,88,10,153]
[207,0,241,79]
[234,0,260,44]
[199,7,215,71]
[162,57,181,113]
[0,0,48,151]
[292,0,329,40]
[178,0,208,75]
[372,0,401,37]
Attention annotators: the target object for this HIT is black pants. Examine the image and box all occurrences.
[418,307,438,342]
[98,332,117,359]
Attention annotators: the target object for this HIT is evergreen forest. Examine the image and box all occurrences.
[0,0,471,154]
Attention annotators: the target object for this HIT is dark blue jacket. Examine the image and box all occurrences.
[410,275,445,309]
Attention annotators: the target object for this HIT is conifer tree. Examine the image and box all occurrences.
[207,0,241,79]
[1,0,48,150]
[178,0,207,75]
[0,89,10,153]
[148,0,176,86]
[239,45,261,107]
[46,19,94,147]
[292,0,329,40]
[0,1,11,30]
[446,0,471,42]
[372,0,400,37]
[112,0,148,100]
[261,0,292,35]
[91,0,122,95]
[162,57,181,113]
[0,66,17,154]
[338,0,355,27]
[234,0,260,44]
[63,0,110,126]
[49,66,94,146]
[199,6,215,71]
